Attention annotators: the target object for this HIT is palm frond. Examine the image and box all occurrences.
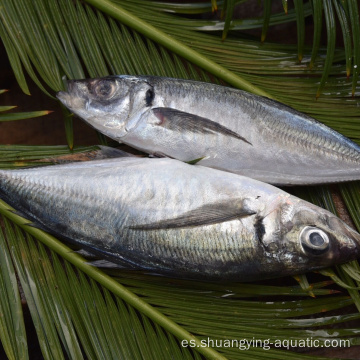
[0,226,27,360]
[260,0,272,42]
[348,0,360,95]
[317,0,336,98]
[309,0,322,69]
[0,90,51,121]
[1,1,360,359]
[199,0,360,94]
[0,110,51,122]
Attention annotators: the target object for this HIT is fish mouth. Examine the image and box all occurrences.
[56,80,79,107]
[56,91,71,107]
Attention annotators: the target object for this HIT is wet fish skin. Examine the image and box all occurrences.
[1,157,359,281]
[57,76,360,185]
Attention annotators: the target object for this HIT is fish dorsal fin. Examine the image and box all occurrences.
[129,199,256,230]
[152,107,252,145]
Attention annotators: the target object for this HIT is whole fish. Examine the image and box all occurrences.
[57,75,360,185]
[0,157,359,281]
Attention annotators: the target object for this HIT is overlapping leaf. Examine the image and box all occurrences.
[0,90,51,122]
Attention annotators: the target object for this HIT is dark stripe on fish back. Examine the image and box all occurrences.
[152,107,252,145]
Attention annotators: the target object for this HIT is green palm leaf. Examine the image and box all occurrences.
[0,90,51,121]
[1,1,360,359]
[0,224,27,360]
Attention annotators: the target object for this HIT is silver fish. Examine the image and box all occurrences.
[57,75,360,185]
[0,157,359,281]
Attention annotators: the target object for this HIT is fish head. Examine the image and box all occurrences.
[56,76,153,140]
[260,195,360,276]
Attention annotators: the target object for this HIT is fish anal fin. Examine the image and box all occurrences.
[130,199,256,230]
[152,107,252,145]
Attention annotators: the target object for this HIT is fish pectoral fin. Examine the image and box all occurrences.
[130,200,256,230]
[152,107,252,145]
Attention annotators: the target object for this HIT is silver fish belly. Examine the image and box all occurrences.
[0,157,359,281]
[57,75,360,185]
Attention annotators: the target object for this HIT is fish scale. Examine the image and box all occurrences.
[1,156,360,281]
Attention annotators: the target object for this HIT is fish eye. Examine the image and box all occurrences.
[145,87,154,107]
[300,226,330,255]
[92,80,116,100]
